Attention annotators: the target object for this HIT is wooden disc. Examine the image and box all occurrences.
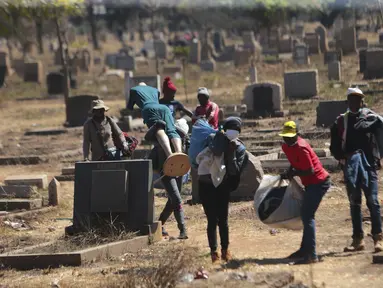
[163,153,191,177]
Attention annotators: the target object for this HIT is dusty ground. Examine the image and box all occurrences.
[1,34,383,287]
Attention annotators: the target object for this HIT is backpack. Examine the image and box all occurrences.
[106,117,139,157]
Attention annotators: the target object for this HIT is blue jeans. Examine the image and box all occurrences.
[344,166,382,239]
[300,177,331,259]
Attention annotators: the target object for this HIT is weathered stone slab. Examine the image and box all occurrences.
[0,185,35,199]
[0,156,42,165]
[284,70,318,99]
[54,175,75,182]
[62,167,75,175]
[25,128,68,136]
[5,175,48,189]
[0,228,161,270]
[316,100,348,127]
[0,198,42,211]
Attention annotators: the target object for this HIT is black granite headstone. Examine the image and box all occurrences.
[66,95,99,127]
[47,72,65,95]
[252,86,274,117]
[72,160,154,232]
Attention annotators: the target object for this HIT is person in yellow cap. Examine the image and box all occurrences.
[330,87,383,253]
[279,121,330,265]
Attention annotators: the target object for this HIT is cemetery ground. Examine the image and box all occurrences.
[2,34,383,287]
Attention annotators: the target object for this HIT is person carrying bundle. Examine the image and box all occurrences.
[279,121,330,265]
[128,83,190,177]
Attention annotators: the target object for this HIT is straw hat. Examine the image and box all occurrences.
[89,99,110,113]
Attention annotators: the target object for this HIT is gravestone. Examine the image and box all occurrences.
[278,38,293,53]
[48,178,60,206]
[125,72,161,107]
[357,39,368,49]
[231,152,264,201]
[212,31,225,53]
[304,33,321,54]
[201,42,214,61]
[284,70,318,99]
[0,67,6,88]
[328,61,341,81]
[242,31,257,53]
[4,175,48,189]
[79,49,93,72]
[359,48,367,73]
[200,59,216,72]
[72,160,154,232]
[234,49,251,67]
[0,51,13,76]
[105,54,118,68]
[380,33,383,44]
[324,50,343,64]
[315,24,328,53]
[295,24,305,39]
[189,40,201,64]
[153,39,167,59]
[54,49,62,65]
[66,95,99,127]
[47,72,65,95]
[116,54,136,71]
[249,66,257,84]
[364,48,383,79]
[0,185,35,198]
[340,27,357,54]
[243,82,283,117]
[24,62,43,83]
[293,44,310,65]
[316,100,348,127]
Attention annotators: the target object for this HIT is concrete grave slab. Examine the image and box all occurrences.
[284,70,318,99]
[328,61,342,81]
[0,198,42,211]
[0,156,42,166]
[65,95,99,127]
[24,62,43,83]
[304,33,321,54]
[293,44,310,65]
[316,100,348,127]
[62,167,75,175]
[324,50,343,64]
[364,48,383,79]
[357,39,369,49]
[115,55,135,71]
[0,225,160,270]
[72,160,154,233]
[243,82,283,117]
[340,27,357,54]
[5,175,48,189]
[25,128,68,136]
[0,186,35,199]
[189,40,201,64]
[153,39,167,59]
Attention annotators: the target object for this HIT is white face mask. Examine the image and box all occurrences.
[225,129,239,140]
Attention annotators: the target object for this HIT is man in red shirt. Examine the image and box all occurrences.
[192,87,219,129]
[279,121,331,264]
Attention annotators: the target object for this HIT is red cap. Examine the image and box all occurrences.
[163,76,177,94]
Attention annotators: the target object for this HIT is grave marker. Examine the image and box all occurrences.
[340,27,357,54]
[243,82,283,117]
[200,59,216,72]
[189,40,201,64]
[72,160,154,232]
[316,100,348,127]
[293,44,309,65]
[115,54,135,71]
[284,70,318,99]
[315,24,328,53]
[242,31,258,53]
[24,62,43,83]
[357,39,368,49]
[304,33,321,54]
[364,48,383,79]
[47,72,65,95]
[4,175,48,189]
[48,178,60,206]
[66,95,99,127]
[234,49,251,67]
[328,61,341,81]
[324,50,342,64]
[153,39,167,59]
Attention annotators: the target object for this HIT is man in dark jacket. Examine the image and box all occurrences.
[198,117,248,263]
[330,87,383,253]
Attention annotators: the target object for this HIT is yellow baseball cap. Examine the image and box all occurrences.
[279,121,297,138]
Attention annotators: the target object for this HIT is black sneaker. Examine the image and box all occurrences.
[287,249,305,260]
[178,230,189,240]
[162,227,169,237]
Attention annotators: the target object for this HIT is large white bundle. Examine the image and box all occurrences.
[254,175,304,230]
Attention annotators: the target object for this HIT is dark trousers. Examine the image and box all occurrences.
[344,167,382,239]
[199,180,230,252]
[300,177,331,259]
[158,176,185,231]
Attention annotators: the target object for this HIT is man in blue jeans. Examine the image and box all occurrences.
[280,121,331,264]
[330,87,383,252]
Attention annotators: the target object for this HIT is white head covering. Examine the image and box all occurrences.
[347,87,365,98]
[139,82,147,86]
